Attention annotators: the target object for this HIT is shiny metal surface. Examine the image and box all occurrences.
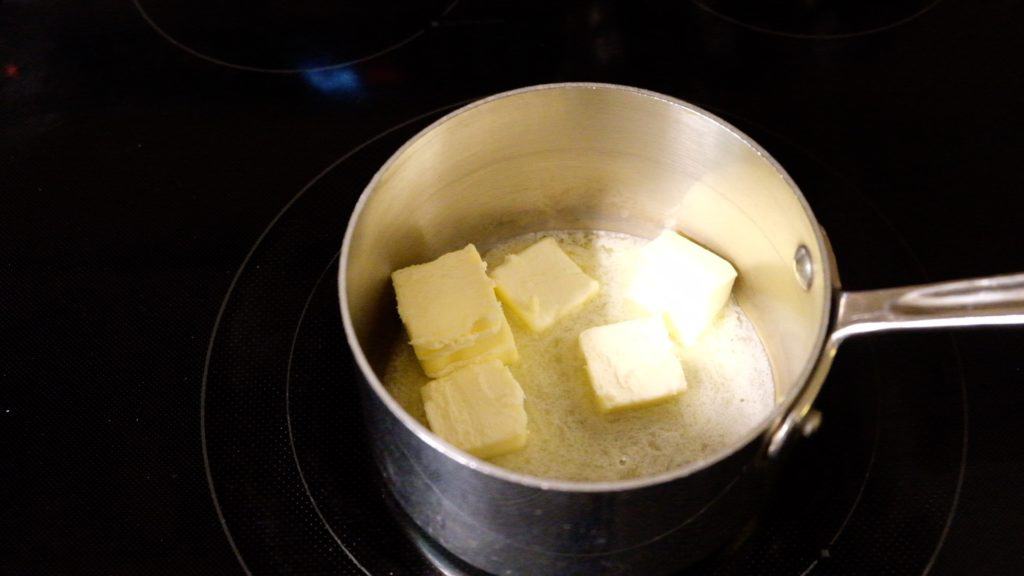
[794,244,814,291]
[338,83,1024,574]
[833,272,1024,339]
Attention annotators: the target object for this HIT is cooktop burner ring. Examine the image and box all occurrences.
[132,0,460,73]
[279,219,968,576]
[285,250,369,574]
[200,100,472,576]
[200,98,969,575]
[690,0,943,40]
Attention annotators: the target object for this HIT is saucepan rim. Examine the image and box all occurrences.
[338,82,833,493]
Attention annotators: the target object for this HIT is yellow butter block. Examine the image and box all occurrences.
[579,317,687,413]
[392,245,518,377]
[421,360,529,459]
[417,319,516,378]
[491,237,600,332]
[626,230,737,345]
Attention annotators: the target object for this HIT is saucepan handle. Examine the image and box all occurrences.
[769,272,1024,457]
[831,272,1024,341]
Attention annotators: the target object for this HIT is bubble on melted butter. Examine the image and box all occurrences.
[382,230,775,482]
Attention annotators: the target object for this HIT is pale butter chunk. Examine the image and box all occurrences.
[580,317,687,413]
[626,230,737,346]
[490,237,600,332]
[421,360,529,459]
[392,244,517,378]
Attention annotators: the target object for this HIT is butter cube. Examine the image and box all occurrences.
[579,317,687,413]
[491,237,600,332]
[626,230,737,345]
[421,360,529,458]
[392,245,518,378]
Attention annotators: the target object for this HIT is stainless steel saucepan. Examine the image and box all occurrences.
[339,83,1024,575]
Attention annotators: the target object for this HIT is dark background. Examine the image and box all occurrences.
[3,1,1023,574]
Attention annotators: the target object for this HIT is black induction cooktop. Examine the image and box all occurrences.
[4,2,1024,575]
